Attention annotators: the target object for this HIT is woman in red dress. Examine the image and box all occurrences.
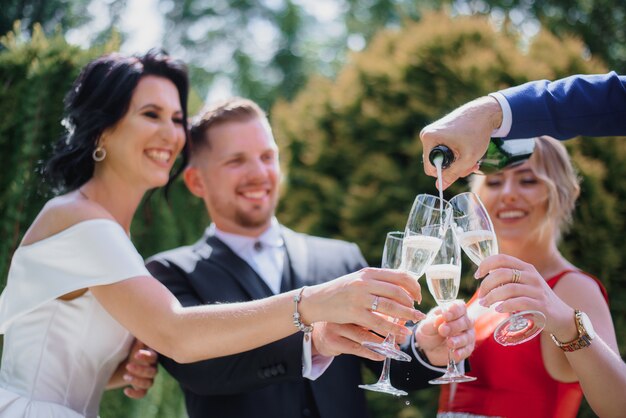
[438,136,626,418]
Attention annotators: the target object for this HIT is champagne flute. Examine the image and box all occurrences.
[450,192,546,346]
[361,232,412,362]
[403,194,450,281]
[425,225,476,384]
[359,231,409,396]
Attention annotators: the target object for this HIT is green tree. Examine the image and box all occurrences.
[0,26,103,284]
[159,0,312,109]
[272,10,623,417]
[1,0,91,37]
[0,0,128,49]
[159,0,626,110]
[469,0,626,72]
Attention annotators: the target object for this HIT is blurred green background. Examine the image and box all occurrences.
[1,1,625,417]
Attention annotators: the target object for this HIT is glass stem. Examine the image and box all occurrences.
[382,317,400,346]
[446,347,460,375]
[382,332,396,347]
[379,318,399,383]
[377,357,392,384]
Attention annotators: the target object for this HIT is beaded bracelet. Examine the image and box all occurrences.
[293,287,314,334]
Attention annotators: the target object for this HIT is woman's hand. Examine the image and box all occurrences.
[311,322,388,361]
[415,300,475,364]
[474,254,574,334]
[301,268,426,342]
[122,340,159,399]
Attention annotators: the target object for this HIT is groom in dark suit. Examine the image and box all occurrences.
[146,98,475,418]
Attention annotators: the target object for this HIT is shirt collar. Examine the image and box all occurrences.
[208,218,284,253]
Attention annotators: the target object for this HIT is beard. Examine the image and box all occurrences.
[234,204,275,228]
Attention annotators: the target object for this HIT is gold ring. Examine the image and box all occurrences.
[371,295,380,311]
[511,269,522,284]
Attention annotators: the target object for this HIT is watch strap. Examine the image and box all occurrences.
[550,310,593,352]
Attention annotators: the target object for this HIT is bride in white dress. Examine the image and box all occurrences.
[0,50,424,418]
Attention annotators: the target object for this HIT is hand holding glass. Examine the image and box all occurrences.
[425,225,476,384]
[361,232,412,362]
[359,231,409,396]
[450,192,545,346]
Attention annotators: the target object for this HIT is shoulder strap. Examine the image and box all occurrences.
[548,269,609,304]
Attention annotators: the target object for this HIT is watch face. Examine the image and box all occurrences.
[580,312,596,339]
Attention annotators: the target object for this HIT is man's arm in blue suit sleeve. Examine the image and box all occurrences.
[500,71,626,140]
[145,259,305,396]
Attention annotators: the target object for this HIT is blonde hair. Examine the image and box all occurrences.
[470,136,580,242]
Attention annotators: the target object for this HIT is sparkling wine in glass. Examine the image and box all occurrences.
[450,192,545,346]
[403,194,450,280]
[361,232,412,363]
[359,231,409,396]
[425,226,476,384]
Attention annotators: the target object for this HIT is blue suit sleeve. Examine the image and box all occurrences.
[499,72,626,140]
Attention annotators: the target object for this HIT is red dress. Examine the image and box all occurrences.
[438,270,609,418]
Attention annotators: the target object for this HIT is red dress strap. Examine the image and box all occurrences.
[548,269,609,304]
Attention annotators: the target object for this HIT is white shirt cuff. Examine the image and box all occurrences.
[301,334,334,380]
[488,92,512,138]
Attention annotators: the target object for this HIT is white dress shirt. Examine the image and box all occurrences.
[210,218,333,379]
[489,92,513,137]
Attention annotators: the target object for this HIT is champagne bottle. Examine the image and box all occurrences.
[428,137,536,174]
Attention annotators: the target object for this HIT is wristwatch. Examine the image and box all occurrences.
[550,310,595,352]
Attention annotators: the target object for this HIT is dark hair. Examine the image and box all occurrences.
[43,49,190,193]
[189,97,268,159]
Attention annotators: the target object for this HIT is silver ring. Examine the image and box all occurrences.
[371,295,380,311]
[511,269,522,284]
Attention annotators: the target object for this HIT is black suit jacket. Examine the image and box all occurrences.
[146,226,440,418]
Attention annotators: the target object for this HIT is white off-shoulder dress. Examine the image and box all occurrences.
[0,219,150,418]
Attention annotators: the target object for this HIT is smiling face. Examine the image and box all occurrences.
[96,75,185,191]
[473,161,552,245]
[184,116,280,237]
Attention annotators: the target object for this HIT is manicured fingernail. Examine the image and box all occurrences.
[478,298,486,307]
[494,303,503,312]
[123,374,132,382]
[415,311,427,321]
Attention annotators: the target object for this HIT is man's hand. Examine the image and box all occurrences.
[312,322,396,361]
[414,301,475,365]
[420,96,502,190]
[123,340,159,399]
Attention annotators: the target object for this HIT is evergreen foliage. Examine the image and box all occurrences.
[272,10,624,417]
[0,25,102,285]
[480,0,626,72]
[0,0,92,39]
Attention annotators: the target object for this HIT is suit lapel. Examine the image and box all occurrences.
[200,235,273,300]
[281,226,310,289]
